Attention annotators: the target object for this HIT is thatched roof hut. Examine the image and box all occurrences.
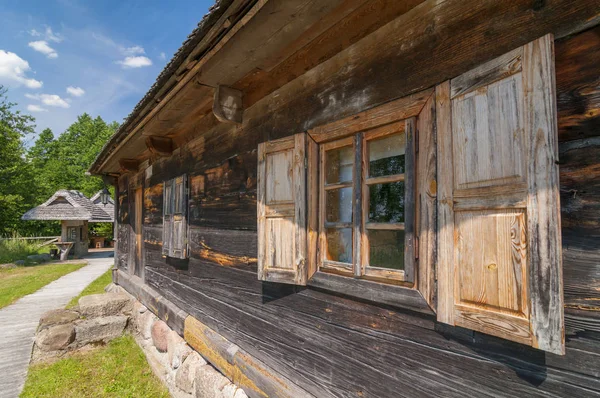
[22,190,114,222]
[21,190,114,257]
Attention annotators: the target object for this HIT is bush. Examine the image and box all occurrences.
[0,232,49,264]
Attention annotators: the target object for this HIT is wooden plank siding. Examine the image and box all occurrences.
[112,22,600,398]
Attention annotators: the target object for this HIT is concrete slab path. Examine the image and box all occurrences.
[0,251,113,398]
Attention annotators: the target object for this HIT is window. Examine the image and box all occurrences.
[256,34,564,355]
[68,227,77,242]
[318,120,415,284]
[162,174,188,259]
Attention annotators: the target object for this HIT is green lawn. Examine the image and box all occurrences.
[66,268,113,309]
[21,335,169,398]
[0,262,86,309]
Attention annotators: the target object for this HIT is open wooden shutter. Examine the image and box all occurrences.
[437,34,564,354]
[257,133,315,285]
[171,174,188,259]
[162,179,173,256]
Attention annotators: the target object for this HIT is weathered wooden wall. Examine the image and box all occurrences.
[114,25,600,397]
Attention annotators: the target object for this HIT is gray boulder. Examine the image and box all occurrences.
[14,260,25,266]
[78,293,132,318]
[175,352,206,394]
[27,254,43,263]
[38,309,79,331]
[168,330,192,369]
[75,315,128,344]
[195,365,230,398]
[36,323,75,351]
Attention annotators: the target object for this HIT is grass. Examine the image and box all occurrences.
[66,268,113,309]
[0,262,85,309]
[21,335,170,398]
[0,236,50,265]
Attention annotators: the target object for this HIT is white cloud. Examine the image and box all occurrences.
[0,50,43,89]
[28,29,41,37]
[27,104,47,112]
[159,52,166,61]
[122,46,145,56]
[66,86,85,97]
[28,40,58,59]
[25,93,70,108]
[117,56,152,69]
[44,27,63,43]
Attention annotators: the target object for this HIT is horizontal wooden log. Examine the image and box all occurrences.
[184,316,312,398]
[243,0,600,141]
[308,272,433,315]
[144,263,600,398]
[555,26,600,142]
[116,269,188,335]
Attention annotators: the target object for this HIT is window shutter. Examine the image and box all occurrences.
[257,133,315,285]
[436,34,564,354]
[171,174,188,259]
[162,179,173,256]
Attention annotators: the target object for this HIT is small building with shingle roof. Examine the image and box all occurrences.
[22,190,114,257]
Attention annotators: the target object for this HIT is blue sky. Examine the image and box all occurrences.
[0,0,215,145]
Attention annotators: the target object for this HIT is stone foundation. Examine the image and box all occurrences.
[32,286,248,398]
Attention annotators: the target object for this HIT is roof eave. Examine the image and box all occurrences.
[89,0,240,176]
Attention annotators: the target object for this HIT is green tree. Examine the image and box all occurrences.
[0,86,37,235]
[27,128,56,201]
[39,114,117,197]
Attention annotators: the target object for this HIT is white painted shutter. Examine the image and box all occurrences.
[257,133,316,285]
[436,34,564,354]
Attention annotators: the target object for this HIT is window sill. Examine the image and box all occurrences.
[307,271,435,315]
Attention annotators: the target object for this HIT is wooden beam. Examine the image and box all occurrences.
[237,0,426,107]
[243,0,600,141]
[213,85,243,124]
[145,136,174,157]
[119,158,139,173]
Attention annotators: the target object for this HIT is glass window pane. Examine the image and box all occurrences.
[368,133,405,177]
[368,182,405,223]
[368,230,405,270]
[326,187,353,223]
[325,228,353,263]
[326,146,353,184]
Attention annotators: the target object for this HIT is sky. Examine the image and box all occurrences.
[0,0,215,146]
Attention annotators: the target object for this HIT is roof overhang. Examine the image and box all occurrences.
[89,0,371,176]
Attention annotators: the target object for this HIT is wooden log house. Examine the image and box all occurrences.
[89,0,600,396]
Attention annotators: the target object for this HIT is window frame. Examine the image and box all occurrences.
[317,122,415,284]
[306,88,436,313]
